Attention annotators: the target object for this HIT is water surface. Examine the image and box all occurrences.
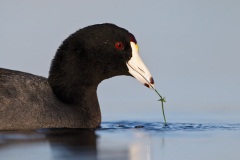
[0,121,240,160]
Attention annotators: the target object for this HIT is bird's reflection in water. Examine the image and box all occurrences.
[44,128,97,160]
[0,129,97,160]
[0,128,167,160]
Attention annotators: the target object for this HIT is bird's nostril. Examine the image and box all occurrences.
[150,77,154,84]
[138,67,145,73]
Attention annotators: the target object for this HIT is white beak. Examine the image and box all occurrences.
[126,42,155,89]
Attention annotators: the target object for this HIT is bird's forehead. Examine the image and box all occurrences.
[129,33,137,44]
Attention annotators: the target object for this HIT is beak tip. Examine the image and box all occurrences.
[150,77,154,84]
[144,83,150,88]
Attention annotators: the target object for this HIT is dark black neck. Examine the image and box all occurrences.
[48,34,100,104]
[48,59,100,105]
[47,46,102,127]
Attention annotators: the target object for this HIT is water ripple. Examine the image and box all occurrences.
[99,121,240,132]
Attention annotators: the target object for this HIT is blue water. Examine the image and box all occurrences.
[100,121,240,131]
[1,121,240,160]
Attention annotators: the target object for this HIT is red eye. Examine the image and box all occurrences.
[115,42,124,50]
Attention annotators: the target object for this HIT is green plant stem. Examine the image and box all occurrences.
[133,70,167,126]
[148,83,167,126]
[154,89,167,126]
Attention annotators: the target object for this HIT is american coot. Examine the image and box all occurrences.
[0,24,154,130]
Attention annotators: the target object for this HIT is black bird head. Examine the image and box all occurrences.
[49,23,154,103]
